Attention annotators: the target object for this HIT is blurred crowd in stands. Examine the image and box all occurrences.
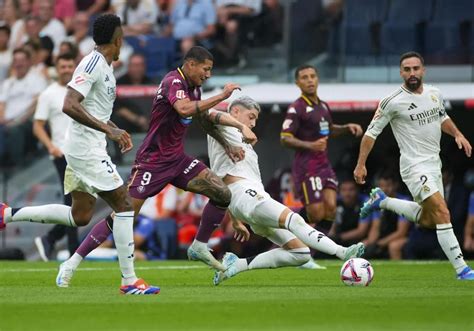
[0,0,284,167]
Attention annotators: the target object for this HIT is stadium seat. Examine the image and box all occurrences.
[380,0,433,55]
[431,0,472,24]
[341,0,389,61]
[343,0,388,25]
[424,0,472,63]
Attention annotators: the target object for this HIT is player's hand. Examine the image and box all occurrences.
[225,145,245,163]
[347,123,363,137]
[221,83,241,99]
[232,219,250,242]
[240,125,258,145]
[48,145,63,158]
[455,134,472,157]
[353,164,367,184]
[107,127,133,153]
[309,136,328,152]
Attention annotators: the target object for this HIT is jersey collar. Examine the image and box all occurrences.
[300,94,319,106]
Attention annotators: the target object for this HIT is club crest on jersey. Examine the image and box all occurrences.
[137,185,145,193]
[422,185,430,193]
[430,94,438,104]
[172,78,181,85]
[176,90,185,99]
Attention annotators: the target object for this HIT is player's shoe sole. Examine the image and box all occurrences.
[343,242,365,261]
[0,203,8,231]
[360,187,387,218]
[120,278,160,295]
[457,266,474,280]
[187,244,226,271]
[56,262,75,288]
[213,252,239,286]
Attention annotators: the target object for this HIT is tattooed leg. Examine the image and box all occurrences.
[186,168,231,207]
[186,168,230,271]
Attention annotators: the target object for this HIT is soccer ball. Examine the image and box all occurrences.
[340,258,374,286]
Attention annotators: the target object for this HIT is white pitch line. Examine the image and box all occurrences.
[0,265,206,273]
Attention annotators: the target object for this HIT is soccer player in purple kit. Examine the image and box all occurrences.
[55,46,257,287]
[280,64,363,229]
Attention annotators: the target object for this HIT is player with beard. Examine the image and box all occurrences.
[354,51,474,280]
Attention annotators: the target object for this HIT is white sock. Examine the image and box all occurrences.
[5,205,76,226]
[436,223,467,274]
[113,211,137,285]
[247,247,311,270]
[66,253,83,269]
[380,198,422,223]
[191,240,207,249]
[285,213,345,258]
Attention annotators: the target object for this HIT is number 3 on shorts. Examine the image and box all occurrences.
[141,171,152,186]
[309,176,323,191]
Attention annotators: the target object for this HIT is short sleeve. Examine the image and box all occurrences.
[67,55,101,98]
[280,105,300,139]
[34,90,51,121]
[204,1,217,25]
[437,90,450,123]
[166,77,190,105]
[364,100,393,140]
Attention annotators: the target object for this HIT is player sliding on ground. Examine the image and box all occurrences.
[353,51,474,281]
[207,97,365,285]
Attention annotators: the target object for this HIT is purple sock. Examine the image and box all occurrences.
[76,218,112,257]
[195,202,227,242]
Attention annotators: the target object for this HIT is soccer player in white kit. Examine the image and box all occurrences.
[208,97,365,285]
[353,51,474,280]
[0,14,160,293]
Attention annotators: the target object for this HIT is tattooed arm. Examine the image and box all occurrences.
[196,110,245,163]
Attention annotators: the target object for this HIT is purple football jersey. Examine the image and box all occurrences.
[280,96,333,183]
[134,68,201,169]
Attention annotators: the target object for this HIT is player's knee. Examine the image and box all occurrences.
[288,247,311,266]
[213,186,231,208]
[71,211,93,226]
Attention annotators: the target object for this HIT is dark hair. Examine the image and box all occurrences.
[399,51,424,66]
[0,25,11,36]
[59,41,79,59]
[13,48,31,59]
[56,52,76,63]
[294,64,318,80]
[183,46,213,63]
[92,14,122,45]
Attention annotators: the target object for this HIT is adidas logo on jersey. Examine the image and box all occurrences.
[105,74,109,82]
[408,103,417,110]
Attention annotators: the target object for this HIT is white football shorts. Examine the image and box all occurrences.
[64,154,124,198]
[401,162,443,203]
[227,179,296,246]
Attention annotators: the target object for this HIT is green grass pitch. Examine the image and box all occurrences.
[0,260,472,331]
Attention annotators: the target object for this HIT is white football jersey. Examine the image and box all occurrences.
[365,84,448,173]
[64,51,116,159]
[208,115,262,184]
